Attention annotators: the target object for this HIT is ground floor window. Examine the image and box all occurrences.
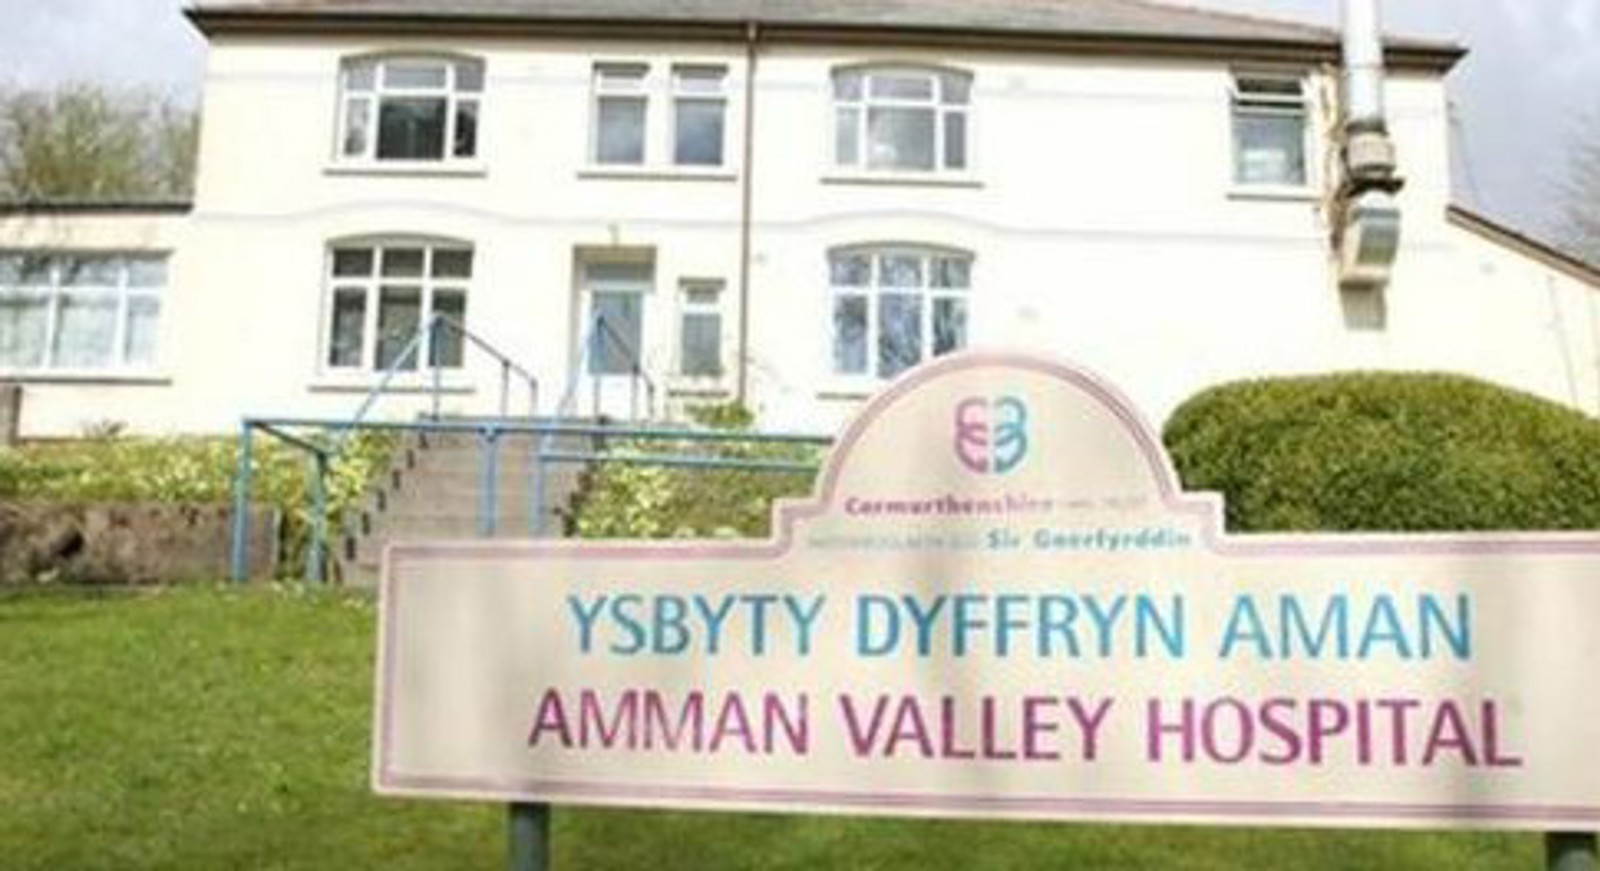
[325,240,471,372]
[829,246,970,379]
[678,278,724,377]
[0,252,165,372]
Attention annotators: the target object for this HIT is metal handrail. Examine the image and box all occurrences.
[334,313,541,455]
[230,414,833,583]
[233,314,540,582]
[448,316,541,418]
[589,314,658,421]
[553,313,657,423]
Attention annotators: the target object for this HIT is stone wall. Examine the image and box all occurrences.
[0,502,278,585]
[0,384,19,446]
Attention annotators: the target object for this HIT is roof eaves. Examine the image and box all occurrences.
[183,7,1465,72]
[1448,205,1600,289]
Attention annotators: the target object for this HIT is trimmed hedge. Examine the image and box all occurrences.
[1162,372,1600,533]
[572,404,821,540]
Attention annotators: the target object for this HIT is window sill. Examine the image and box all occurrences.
[817,381,877,402]
[578,166,738,183]
[324,161,488,179]
[1228,185,1319,203]
[0,370,172,386]
[667,383,733,400]
[821,172,982,190]
[308,377,477,395]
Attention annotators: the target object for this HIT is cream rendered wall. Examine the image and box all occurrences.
[1424,221,1600,415]
[171,34,750,433]
[5,31,1596,437]
[742,47,1457,430]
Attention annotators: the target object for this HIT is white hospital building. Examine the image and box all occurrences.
[2,0,1598,437]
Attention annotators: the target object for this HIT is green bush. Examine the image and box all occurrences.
[0,432,394,576]
[573,405,820,539]
[1162,372,1600,533]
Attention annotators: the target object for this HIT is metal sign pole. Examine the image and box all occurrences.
[509,802,551,871]
[1548,833,1599,871]
[509,439,553,870]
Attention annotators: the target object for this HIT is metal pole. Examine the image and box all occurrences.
[500,360,511,418]
[630,366,640,422]
[509,802,550,871]
[509,430,551,869]
[532,440,549,538]
[1548,833,1600,871]
[735,21,760,404]
[591,316,603,419]
[306,451,329,584]
[431,319,443,421]
[480,428,500,538]
[230,421,254,583]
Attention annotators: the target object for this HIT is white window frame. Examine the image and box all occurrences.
[827,246,972,381]
[0,252,166,375]
[588,61,732,171]
[670,65,730,168]
[1229,72,1313,191]
[676,278,725,378]
[591,62,651,167]
[336,54,485,164]
[831,65,972,175]
[322,239,473,374]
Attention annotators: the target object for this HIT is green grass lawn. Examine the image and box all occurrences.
[0,586,1543,870]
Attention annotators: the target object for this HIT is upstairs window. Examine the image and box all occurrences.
[325,241,472,372]
[829,246,970,380]
[833,66,970,173]
[592,62,730,169]
[338,56,483,163]
[593,63,649,165]
[1231,74,1309,187]
[0,253,165,373]
[672,66,729,167]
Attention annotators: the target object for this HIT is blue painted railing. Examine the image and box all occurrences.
[231,308,833,583]
[232,312,540,582]
[230,416,830,583]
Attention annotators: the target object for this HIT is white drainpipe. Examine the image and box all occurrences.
[1337,0,1404,290]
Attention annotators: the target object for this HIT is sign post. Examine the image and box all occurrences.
[509,802,550,871]
[509,434,554,871]
[1548,833,1599,871]
[376,352,1600,857]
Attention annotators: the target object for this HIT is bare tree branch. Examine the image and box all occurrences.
[0,83,197,202]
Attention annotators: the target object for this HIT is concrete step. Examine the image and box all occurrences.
[380,469,584,498]
[337,422,592,587]
[343,518,567,566]
[383,464,584,488]
[401,447,600,476]
[350,468,581,521]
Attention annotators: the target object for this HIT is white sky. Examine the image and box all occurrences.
[0,0,1595,244]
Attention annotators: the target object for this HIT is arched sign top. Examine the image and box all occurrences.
[814,352,1185,511]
